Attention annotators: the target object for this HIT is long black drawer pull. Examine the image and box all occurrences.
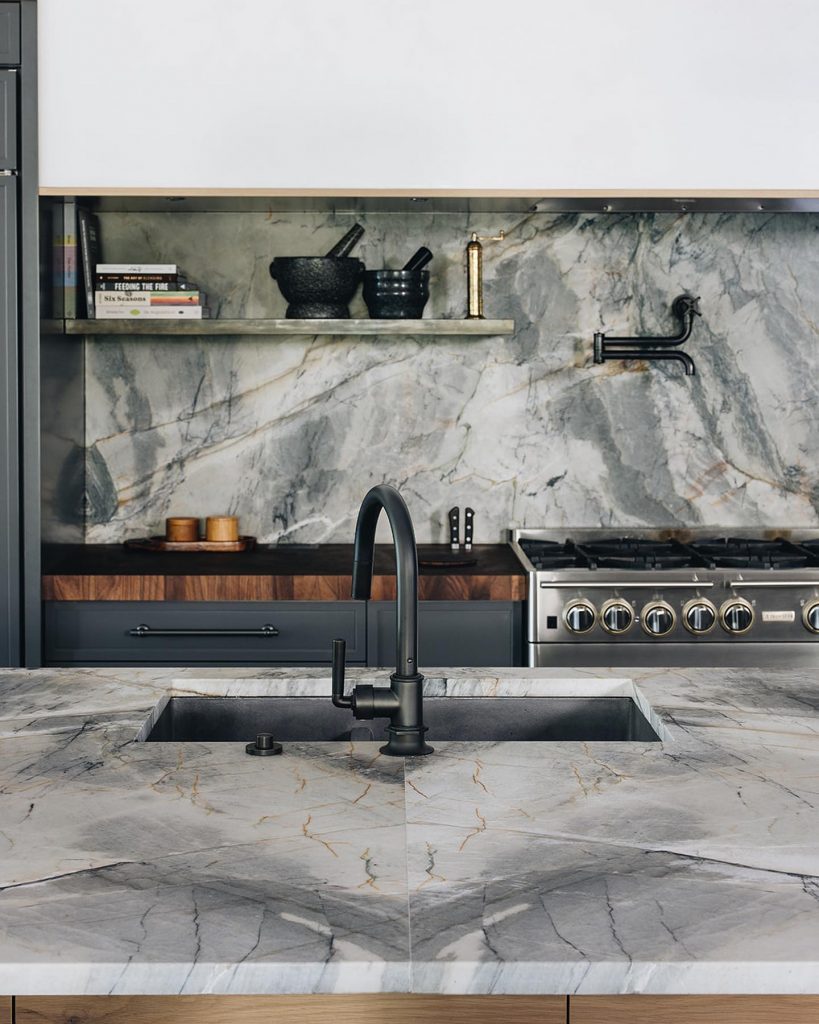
[129,624,279,638]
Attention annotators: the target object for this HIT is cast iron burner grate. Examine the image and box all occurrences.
[519,539,581,570]
[520,534,819,572]
[689,537,811,569]
[794,540,819,565]
[521,536,703,570]
[573,537,700,570]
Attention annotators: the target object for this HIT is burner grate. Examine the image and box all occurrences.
[688,537,811,570]
[519,533,819,572]
[573,537,701,570]
[519,539,581,570]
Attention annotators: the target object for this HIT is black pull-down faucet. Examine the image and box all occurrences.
[331,484,433,757]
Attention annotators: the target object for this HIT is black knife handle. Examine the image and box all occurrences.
[464,508,474,551]
[448,506,460,551]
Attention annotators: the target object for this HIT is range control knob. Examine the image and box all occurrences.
[564,599,596,634]
[803,602,819,633]
[682,598,717,635]
[641,601,676,636]
[600,599,634,635]
[720,598,754,635]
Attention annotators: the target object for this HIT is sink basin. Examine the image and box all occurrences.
[139,696,660,744]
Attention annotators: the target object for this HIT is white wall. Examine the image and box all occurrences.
[38,0,819,192]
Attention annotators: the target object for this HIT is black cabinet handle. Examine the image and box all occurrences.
[129,624,279,638]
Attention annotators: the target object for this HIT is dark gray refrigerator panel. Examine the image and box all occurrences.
[0,174,17,665]
[0,69,15,169]
[0,4,19,64]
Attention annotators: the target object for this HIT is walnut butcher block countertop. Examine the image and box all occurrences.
[41,544,526,602]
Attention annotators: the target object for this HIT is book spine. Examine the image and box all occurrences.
[95,291,200,307]
[96,273,183,284]
[53,201,78,319]
[96,280,197,292]
[96,263,178,274]
[78,209,95,318]
[95,305,204,319]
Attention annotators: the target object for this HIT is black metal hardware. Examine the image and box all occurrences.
[330,484,432,757]
[331,637,352,708]
[593,294,701,376]
[129,624,279,638]
[245,732,283,757]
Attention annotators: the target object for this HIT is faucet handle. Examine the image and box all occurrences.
[331,638,352,709]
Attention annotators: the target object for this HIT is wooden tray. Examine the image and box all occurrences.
[124,536,257,553]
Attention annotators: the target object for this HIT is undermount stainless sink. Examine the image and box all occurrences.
[139,696,660,744]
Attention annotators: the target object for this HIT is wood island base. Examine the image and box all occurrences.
[9,994,819,1024]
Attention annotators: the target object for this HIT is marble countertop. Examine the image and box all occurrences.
[1,664,818,996]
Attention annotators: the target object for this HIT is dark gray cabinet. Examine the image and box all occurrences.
[368,601,524,668]
[0,174,17,666]
[43,600,524,669]
[44,601,367,666]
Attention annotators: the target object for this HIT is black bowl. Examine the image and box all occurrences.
[269,256,364,319]
[363,269,430,319]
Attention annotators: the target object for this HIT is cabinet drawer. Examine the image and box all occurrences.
[0,69,15,169]
[368,601,524,668]
[0,5,19,65]
[44,601,366,666]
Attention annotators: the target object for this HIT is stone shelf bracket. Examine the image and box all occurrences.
[593,294,701,376]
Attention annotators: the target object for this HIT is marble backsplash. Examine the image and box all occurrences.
[78,210,819,544]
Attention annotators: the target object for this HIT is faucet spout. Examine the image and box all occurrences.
[352,484,419,679]
[332,484,432,757]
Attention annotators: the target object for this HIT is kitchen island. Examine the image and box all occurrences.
[1,665,818,1021]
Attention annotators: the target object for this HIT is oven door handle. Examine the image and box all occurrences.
[729,581,819,589]
[539,581,713,589]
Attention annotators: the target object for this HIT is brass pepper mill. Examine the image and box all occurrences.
[466,230,505,319]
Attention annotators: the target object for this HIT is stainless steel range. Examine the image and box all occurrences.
[510,528,819,667]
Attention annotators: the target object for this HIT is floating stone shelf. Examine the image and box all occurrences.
[62,318,516,337]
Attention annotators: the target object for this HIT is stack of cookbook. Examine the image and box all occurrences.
[94,263,207,319]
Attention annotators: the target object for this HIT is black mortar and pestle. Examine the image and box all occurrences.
[363,247,433,319]
[269,224,365,318]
